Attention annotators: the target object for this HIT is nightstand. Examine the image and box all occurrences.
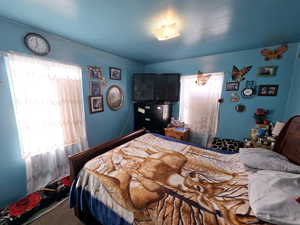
[164,128,190,141]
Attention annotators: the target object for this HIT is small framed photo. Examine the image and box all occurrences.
[257,66,278,77]
[258,85,279,96]
[109,67,121,80]
[90,81,102,96]
[225,82,239,91]
[89,96,104,113]
[88,66,103,80]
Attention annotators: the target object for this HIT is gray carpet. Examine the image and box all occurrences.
[29,199,83,225]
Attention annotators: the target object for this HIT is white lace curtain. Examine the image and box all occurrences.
[6,53,88,193]
[179,73,224,146]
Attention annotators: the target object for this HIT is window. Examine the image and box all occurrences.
[6,53,88,192]
[179,73,224,146]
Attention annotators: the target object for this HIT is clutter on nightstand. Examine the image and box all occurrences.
[168,117,185,128]
[244,115,285,150]
[164,127,190,141]
[165,118,190,141]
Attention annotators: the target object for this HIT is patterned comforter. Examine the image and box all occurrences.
[70,134,271,225]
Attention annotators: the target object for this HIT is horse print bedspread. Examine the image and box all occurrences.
[71,134,271,225]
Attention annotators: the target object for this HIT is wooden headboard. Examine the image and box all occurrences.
[273,115,300,165]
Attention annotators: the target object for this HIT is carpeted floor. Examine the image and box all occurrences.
[28,198,98,225]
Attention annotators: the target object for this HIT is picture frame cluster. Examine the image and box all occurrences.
[225,64,280,99]
[88,65,122,113]
[88,66,104,113]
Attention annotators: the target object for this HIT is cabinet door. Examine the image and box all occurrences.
[154,74,168,101]
[162,73,180,101]
[165,74,180,101]
[133,74,155,101]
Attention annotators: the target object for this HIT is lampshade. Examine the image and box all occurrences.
[153,23,180,41]
[272,121,285,136]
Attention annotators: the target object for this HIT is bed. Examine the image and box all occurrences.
[69,116,300,225]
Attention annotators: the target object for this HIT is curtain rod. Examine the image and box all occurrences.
[0,50,82,68]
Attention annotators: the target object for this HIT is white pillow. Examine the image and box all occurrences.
[239,148,300,174]
[249,170,300,225]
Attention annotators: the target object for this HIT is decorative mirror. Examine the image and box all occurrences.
[106,85,124,111]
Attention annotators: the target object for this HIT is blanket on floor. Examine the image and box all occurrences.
[0,176,70,225]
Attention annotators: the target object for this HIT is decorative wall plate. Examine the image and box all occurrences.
[241,81,256,98]
[107,85,124,111]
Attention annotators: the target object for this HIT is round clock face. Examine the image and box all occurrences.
[24,33,51,56]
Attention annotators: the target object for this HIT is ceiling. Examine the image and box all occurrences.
[0,0,299,64]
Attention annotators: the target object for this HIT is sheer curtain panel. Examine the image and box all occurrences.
[179,73,224,146]
[6,53,88,193]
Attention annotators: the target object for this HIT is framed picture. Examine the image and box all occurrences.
[88,66,103,80]
[257,66,278,77]
[106,85,124,111]
[89,96,104,113]
[109,67,121,80]
[89,81,102,96]
[258,85,279,96]
[230,92,240,103]
[225,82,239,91]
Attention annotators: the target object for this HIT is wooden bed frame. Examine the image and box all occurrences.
[69,116,300,224]
[69,128,146,222]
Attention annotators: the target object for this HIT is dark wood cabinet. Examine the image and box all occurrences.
[134,103,172,134]
[133,73,180,102]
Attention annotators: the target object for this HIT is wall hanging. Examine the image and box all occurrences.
[225,81,239,91]
[254,108,269,124]
[232,65,252,82]
[89,96,104,113]
[24,33,51,56]
[235,104,246,112]
[218,98,224,103]
[257,66,278,77]
[89,81,102,96]
[88,66,104,80]
[260,45,288,61]
[109,67,122,80]
[196,71,211,85]
[107,85,124,111]
[258,85,279,96]
[230,93,240,103]
[241,81,256,98]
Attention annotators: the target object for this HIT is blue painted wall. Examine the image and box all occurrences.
[0,17,144,207]
[285,43,300,119]
[145,45,297,141]
[1,14,300,208]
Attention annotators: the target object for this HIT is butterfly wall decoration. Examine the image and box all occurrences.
[232,65,252,82]
[260,45,288,61]
[196,71,211,85]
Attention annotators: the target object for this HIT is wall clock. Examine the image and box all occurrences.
[24,33,51,56]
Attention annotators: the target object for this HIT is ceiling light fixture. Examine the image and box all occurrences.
[153,22,180,41]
